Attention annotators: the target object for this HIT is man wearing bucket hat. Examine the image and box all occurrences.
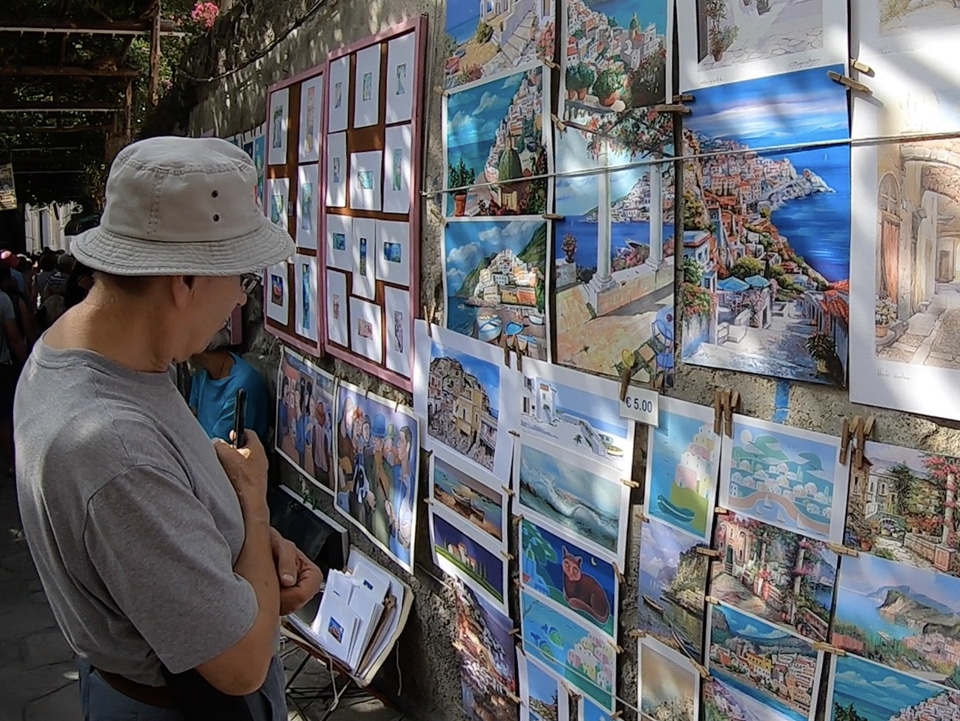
[14,137,322,720]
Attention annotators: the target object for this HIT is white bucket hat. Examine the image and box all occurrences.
[72,136,294,276]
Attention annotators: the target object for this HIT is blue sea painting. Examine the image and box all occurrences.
[722,416,842,543]
[646,399,721,541]
[581,698,613,721]
[834,552,960,685]
[432,455,505,542]
[522,655,564,721]
[432,512,505,606]
[830,654,960,721]
[517,440,626,560]
[520,591,616,710]
[520,518,617,637]
[704,676,796,721]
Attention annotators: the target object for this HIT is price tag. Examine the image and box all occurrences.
[619,388,660,427]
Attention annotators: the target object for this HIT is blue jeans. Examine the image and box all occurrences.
[79,657,287,721]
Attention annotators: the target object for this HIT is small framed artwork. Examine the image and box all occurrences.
[327,56,349,133]
[349,151,382,212]
[267,87,289,165]
[266,262,289,324]
[325,132,347,208]
[294,255,318,341]
[296,164,318,251]
[353,44,382,129]
[266,178,289,231]
[298,74,323,163]
[385,33,415,124]
[349,296,383,364]
[325,269,349,347]
[325,213,352,271]
[375,220,410,286]
[382,124,412,215]
[351,217,377,300]
[384,286,411,375]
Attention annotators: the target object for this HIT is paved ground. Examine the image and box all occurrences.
[0,479,405,721]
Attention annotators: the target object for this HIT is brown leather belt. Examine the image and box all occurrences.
[92,666,179,709]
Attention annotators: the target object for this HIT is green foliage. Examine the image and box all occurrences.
[880,0,911,22]
[833,702,869,721]
[805,332,836,361]
[683,190,712,231]
[680,283,714,319]
[449,157,476,190]
[683,258,703,285]
[591,68,623,100]
[475,21,494,43]
[730,256,765,280]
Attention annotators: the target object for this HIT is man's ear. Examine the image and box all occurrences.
[170,275,197,310]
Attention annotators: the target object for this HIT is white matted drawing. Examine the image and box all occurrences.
[383,286,411,376]
[383,123,412,214]
[325,269,348,347]
[351,217,377,301]
[375,220,410,287]
[852,0,960,59]
[266,178,289,231]
[298,74,323,163]
[327,56,349,133]
[267,87,289,165]
[266,262,289,325]
[354,44,382,129]
[294,254,318,341]
[350,150,383,212]
[326,132,348,208]
[325,213,351,272]
[296,164,318,251]
[385,32,416,124]
[349,296,383,364]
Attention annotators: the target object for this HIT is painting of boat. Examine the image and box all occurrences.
[671,627,700,662]
[477,316,502,342]
[642,594,665,614]
[505,320,524,337]
[657,496,696,524]
[527,313,544,326]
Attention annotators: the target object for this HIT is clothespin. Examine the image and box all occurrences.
[705,595,720,605]
[551,113,567,132]
[423,304,434,338]
[673,93,694,103]
[503,338,512,367]
[541,58,559,70]
[652,371,666,393]
[508,628,521,637]
[713,389,724,435]
[828,70,872,95]
[714,507,729,516]
[691,660,710,679]
[611,562,625,584]
[621,477,640,489]
[542,212,565,221]
[500,550,515,561]
[433,85,448,96]
[724,391,739,437]
[627,629,646,640]
[609,711,623,720]
[850,58,873,75]
[827,542,859,558]
[620,355,636,403]
[839,417,852,465]
[515,346,523,374]
[501,485,515,497]
[814,641,846,656]
[854,417,875,471]
[696,547,721,558]
[652,103,691,115]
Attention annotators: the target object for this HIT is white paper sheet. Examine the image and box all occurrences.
[385,33,416,124]
[325,132,347,208]
[267,87,289,165]
[375,220,410,287]
[325,213,352,271]
[353,44,382,129]
[298,74,323,163]
[383,286,411,377]
[296,164,318,250]
[266,262,289,325]
[382,124,412,215]
[349,296,383,364]
[351,217,377,300]
[294,254,318,341]
[325,269,349,347]
[349,151,382,212]
[327,56,350,133]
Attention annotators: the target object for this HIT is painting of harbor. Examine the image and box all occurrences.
[431,452,506,543]
[638,518,709,662]
[444,219,549,361]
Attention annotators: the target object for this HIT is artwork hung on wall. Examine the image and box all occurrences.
[351,216,377,301]
[519,590,617,710]
[375,220,410,287]
[638,637,700,721]
[851,0,960,58]
[348,297,383,364]
[326,132,348,208]
[519,517,618,638]
[430,508,507,611]
[275,347,335,493]
[443,64,551,218]
[710,511,838,642]
[350,150,383,212]
[296,164,319,251]
[413,321,518,480]
[294,255,318,342]
[719,414,847,543]
[298,74,323,163]
[833,551,960,686]
[253,126,266,209]
[267,87,289,165]
[514,435,630,564]
[704,675,796,721]
[325,270,349,347]
[443,219,550,361]
[637,517,709,663]
[429,449,506,544]
[442,1,555,89]
[332,379,419,572]
[844,441,960,576]
[325,212,351,271]
[327,55,350,134]
[354,44,382,129]
[266,262,289,325]
[517,650,570,721]
[706,602,824,721]
[383,286,411,376]
[679,65,851,386]
[266,177,289,231]
[386,32,416,123]
[644,397,721,541]
[383,124,412,214]
[518,357,635,473]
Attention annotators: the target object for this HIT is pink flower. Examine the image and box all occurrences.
[190,2,219,30]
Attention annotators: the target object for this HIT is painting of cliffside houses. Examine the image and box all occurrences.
[517,649,570,721]
[444,65,550,217]
[444,219,549,361]
[638,517,709,662]
[707,603,823,721]
[829,653,960,721]
[443,1,555,89]
[833,551,960,689]
[877,0,960,39]
[679,66,851,386]
[710,511,838,642]
[638,637,699,721]
[844,441,960,577]
[704,676,797,721]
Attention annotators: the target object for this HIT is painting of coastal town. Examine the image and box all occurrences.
[519,357,634,472]
[520,518,618,638]
[443,1,555,89]
[680,65,851,387]
[844,441,960,578]
[833,551,960,688]
[719,414,846,543]
[414,322,517,480]
[644,397,721,541]
[443,219,549,361]
[638,517,709,662]
[638,637,699,721]
[430,451,506,543]
[677,0,847,91]
[515,436,630,562]
[704,676,797,721]
[454,580,519,721]
[829,653,960,721]
[517,650,570,721]
[710,511,838,642]
[852,0,960,57]
[707,603,823,721]
[444,65,550,217]
[520,590,617,710]
[431,511,507,611]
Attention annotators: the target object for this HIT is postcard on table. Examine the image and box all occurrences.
[325,269,348,347]
[327,56,349,133]
[325,132,348,208]
[296,164,319,251]
[429,448,506,545]
[383,286,412,378]
[267,86,289,166]
[638,637,700,721]
[298,74,323,163]
[294,255,318,342]
[348,297,383,364]
[385,32,416,124]
[265,262,289,325]
[517,649,570,721]
[430,508,507,613]
[353,44,382,129]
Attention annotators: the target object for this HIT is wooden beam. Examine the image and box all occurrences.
[0,101,120,113]
[0,18,182,36]
[0,65,140,78]
[0,125,109,133]
[148,9,161,107]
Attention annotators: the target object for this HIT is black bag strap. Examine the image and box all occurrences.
[159,667,257,721]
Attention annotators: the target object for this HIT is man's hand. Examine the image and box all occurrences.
[270,529,323,616]
[214,432,269,507]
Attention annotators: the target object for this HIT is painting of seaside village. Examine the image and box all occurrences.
[638,638,699,721]
[444,65,549,217]
[431,453,506,543]
[720,414,844,543]
[644,397,722,541]
[432,510,507,608]
[708,603,822,721]
[638,518,709,662]
[680,65,852,386]
[520,590,617,710]
[443,1,555,89]
[844,441,960,577]
[830,653,960,721]
[518,652,568,721]
[705,676,797,721]
[519,358,633,472]
[454,580,518,721]
[710,511,838,642]
[444,219,549,361]
[833,551,960,688]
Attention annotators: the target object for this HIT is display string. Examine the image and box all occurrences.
[423,126,960,197]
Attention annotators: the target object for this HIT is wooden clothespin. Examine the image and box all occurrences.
[500,550,515,561]
[696,547,721,558]
[827,542,859,558]
[849,58,873,75]
[609,711,623,720]
[714,507,729,516]
[652,371,666,393]
[621,477,640,489]
[673,93,694,103]
[814,641,846,656]
[508,627,521,637]
[839,417,852,465]
[500,485,515,497]
[828,70,872,95]
[542,212,565,221]
[627,629,646,640]
[691,660,710,679]
[541,58,559,70]
[433,85,448,96]
[550,113,567,131]
[854,416,876,471]
[611,562,625,584]
[652,103,691,115]
[725,391,740,437]
[620,353,637,403]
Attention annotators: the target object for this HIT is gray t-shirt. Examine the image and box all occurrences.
[14,340,258,687]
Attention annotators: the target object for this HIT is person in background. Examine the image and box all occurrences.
[33,251,57,303]
[41,253,73,302]
[188,327,270,444]
[0,264,25,476]
[0,263,35,352]
[1,250,27,296]
[63,261,96,309]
